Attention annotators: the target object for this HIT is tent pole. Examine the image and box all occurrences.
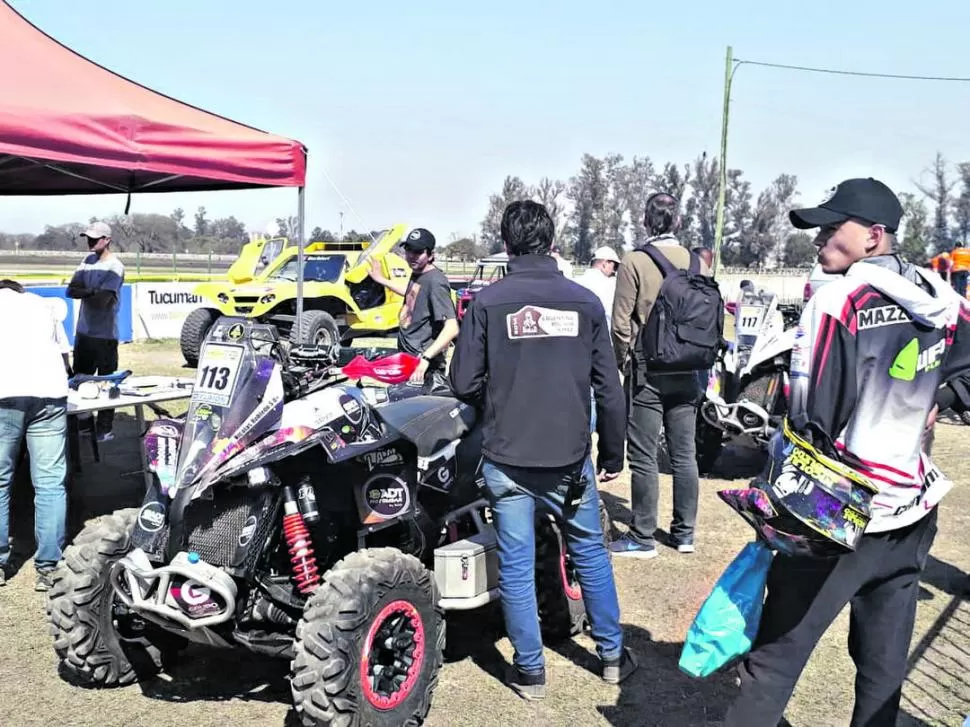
[295,185,305,339]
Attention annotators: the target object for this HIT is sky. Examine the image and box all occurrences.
[4,0,970,242]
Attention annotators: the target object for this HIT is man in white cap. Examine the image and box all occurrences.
[576,246,621,331]
[66,221,125,441]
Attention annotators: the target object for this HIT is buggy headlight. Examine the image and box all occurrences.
[218,293,229,304]
[260,294,276,304]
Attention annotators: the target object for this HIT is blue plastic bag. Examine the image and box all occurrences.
[678,540,773,678]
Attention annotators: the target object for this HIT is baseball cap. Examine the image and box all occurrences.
[591,246,621,264]
[402,228,436,252]
[81,221,112,239]
[789,178,903,233]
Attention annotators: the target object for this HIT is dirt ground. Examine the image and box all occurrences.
[0,341,967,727]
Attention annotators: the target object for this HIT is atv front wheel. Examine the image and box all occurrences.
[179,307,220,367]
[291,548,445,727]
[47,508,184,687]
[291,309,341,349]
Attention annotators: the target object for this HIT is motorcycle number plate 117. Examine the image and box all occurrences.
[193,344,244,407]
[736,305,765,336]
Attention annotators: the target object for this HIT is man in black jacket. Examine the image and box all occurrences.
[450,200,636,701]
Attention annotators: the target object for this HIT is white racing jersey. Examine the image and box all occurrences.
[789,257,970,532]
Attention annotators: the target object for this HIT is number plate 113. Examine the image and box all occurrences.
[194,344,244,407]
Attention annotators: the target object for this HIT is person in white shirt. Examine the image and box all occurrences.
[0,279,72,591]
[576,246,621,331]
[550,245,574,278]
[577,246,621,434]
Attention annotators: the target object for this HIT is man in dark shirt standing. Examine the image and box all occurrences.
[66,221,125,441]
[449,201,637,700]
[369,228,458,391]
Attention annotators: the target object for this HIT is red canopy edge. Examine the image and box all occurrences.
[0,2,307,194]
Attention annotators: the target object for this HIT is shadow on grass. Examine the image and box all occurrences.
[557,624,736,727]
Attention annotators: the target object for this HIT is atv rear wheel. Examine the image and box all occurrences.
[291,309,341,349]
[291,548,444,727]
[536,514,589,641]
[179,307,220,367]
[47,508,184,687]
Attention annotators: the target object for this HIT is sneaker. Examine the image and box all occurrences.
[505,665,546,701]
[676,543,695,554]
[35,570,54,592]
[0,568,6,587]
[97,432,115,443]
[602,647,639,685]
[609,535,658,559]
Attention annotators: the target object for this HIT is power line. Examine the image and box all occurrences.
[734,58,970,83]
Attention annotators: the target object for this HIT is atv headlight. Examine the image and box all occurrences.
[259,294,276,304]
[218,293,229,304]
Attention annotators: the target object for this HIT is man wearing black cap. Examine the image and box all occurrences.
[368,227,458,390]
[724,178,970,727]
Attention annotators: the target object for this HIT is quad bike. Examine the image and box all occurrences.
[48,316,608,727]
[695,284,802,468]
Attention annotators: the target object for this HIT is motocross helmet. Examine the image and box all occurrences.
[719,419,879,558]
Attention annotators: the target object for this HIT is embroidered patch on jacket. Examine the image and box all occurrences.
[506,305,579,339]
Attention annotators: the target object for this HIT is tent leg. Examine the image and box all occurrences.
[295,185,305,336]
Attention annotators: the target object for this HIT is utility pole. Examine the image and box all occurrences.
[712,45,734,278]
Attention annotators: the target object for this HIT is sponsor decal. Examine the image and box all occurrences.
[359,447,405,470]
[857,305,912,330]
[193,403,213,422]
[238,515,258,547]
[148,290,203,305]
[889,338,945,381]
[339,394,364,425]
[137,501,166,532]
[362,474,411,520]
[150,422,179,439]
[168,579,221,619]
[506,305,579,339]
[391,267,408,278]
[227,323,244,341]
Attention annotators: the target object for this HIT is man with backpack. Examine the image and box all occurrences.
[610,192,722,558]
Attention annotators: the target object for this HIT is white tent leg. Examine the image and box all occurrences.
[295,185,305,333]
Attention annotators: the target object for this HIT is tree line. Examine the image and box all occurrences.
[455,151,969,268]
[0,152,966,268]
[0,208,378,256]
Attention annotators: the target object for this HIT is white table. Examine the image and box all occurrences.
[67,377,194,491]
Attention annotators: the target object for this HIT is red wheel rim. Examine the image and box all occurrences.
[360,599,426,710]
[559,541,582,601]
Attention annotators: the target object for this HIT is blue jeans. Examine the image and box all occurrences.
[0,397,68,572]
[482,457,623,674]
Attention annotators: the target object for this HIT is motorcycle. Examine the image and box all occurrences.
[695,284,802,469]
[47,316,601,727]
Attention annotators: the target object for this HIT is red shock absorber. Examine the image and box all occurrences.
[282,485,320,594]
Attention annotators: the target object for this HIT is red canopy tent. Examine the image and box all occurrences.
[0,1,314,316]
[0,0,306,195]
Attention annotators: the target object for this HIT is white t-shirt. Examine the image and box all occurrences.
[0,289,70,400]
[576,268,617,331]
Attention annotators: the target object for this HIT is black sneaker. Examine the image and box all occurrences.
[602,647,639,685]
[35,569,54,592]
[505,665,546,701]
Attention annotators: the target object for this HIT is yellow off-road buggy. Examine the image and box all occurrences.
[179,225,411,367]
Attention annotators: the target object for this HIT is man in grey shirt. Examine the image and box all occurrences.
[67,221,125,441]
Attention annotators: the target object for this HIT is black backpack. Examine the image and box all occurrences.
[635,245,724,372]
